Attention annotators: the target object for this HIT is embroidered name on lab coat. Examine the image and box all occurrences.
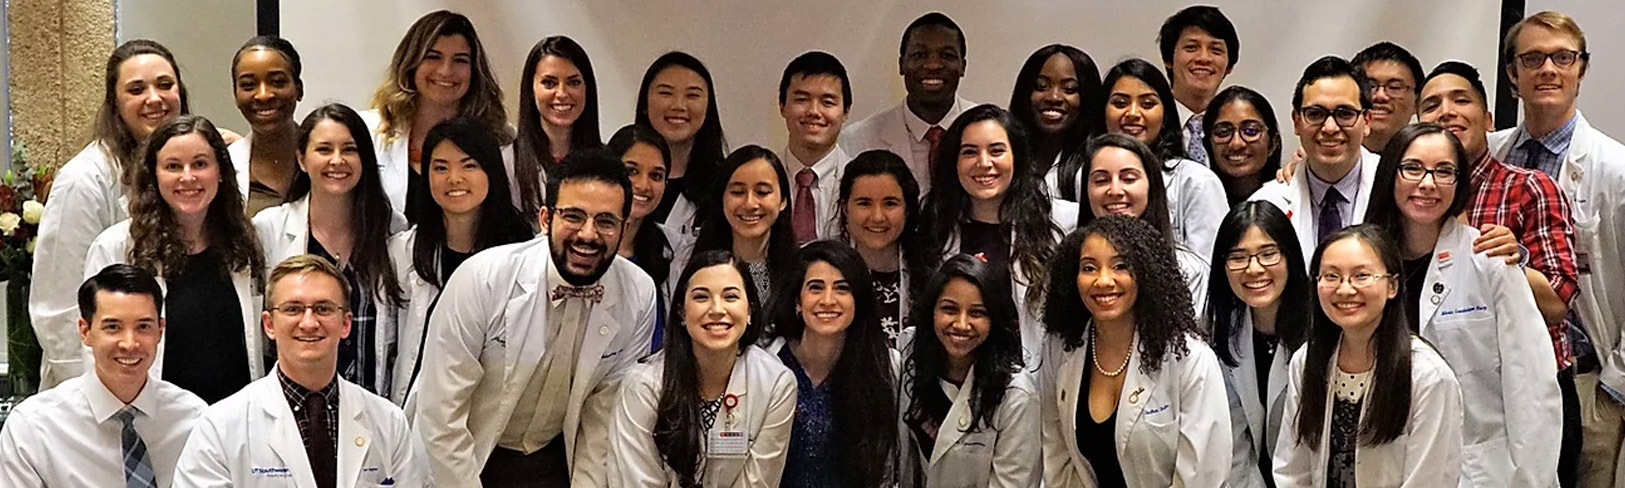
[1439,305,1488,317]
[1144,404,1171,415]
[252,467,292,478]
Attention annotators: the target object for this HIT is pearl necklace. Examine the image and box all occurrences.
[1091,326,1132,377]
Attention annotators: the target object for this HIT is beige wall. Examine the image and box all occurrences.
[117,0,257,135]
[7,0,115,174]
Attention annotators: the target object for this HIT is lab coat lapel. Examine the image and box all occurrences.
[501,248,549,397]
[1350,150,1380,221]
[1418,222,1461,334]
[261,380,319,488]
[1056,341,1086,462]
[706,354,754,483]
[279,196,313,263]
[565,271,623,437]
[1232,310,1266,454]
[336,382,372,488]
[1288,166,1317,265]
[1116,332,1151,453]
[930,366,978,464]
[236,271,265,378]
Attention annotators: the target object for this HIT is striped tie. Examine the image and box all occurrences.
[116,407,158,488]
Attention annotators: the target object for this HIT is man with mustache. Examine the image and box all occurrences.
[1352,42,1424,154]
[1486,11,1625,488]
[1157,5,1240,166]
[778,51,853,244]
[842,12,973,193]
[413,154,658,487]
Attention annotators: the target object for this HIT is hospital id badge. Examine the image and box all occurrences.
[706,430,749,458]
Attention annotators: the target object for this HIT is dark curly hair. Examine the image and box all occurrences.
[128,115,264,290]
[1043,215,1203,375]
[905,254,1024,434]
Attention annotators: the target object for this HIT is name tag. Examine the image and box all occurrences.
[707,430,749,458]
[1440,305,1489,317]
[252,467,292,478]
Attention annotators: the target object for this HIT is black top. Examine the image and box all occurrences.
[872,269,903,349]
[958,220,1011,278]
[440,245,474,282]
[162,248,251,404]
[1253,329,1278,407]
[1402,255,1430,331]
[1075,349,1128,488]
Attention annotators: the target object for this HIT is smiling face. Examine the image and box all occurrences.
[646,66,709,145]
[233,49,301,133]
[80,291,163,393]
[1168,27,1232,104]
[413,34,473,107]
[683,264,751,353]
[115,54,183,140]
[780,74,849,153]
[1363,60,1418,145]
[1294,76,1370,178]
[798,261,856,338]
[427,140,490,217]
[900,25,966,105]
[1419,74,1493,160]
[263,271,353,367]
[933,277,990,364]
[1316,236,1397,331]
[299,120,363,197]
[1086,146,1151,218]
[154,133,221,224]
[1393,133,1459,228]
[546,179,627,285]
[622,142,668,220]
[1106,76,1165,146]
[1210,100,1276,180]
[533,55,586,131]
[1029,53,1083,135]
[1509,24,1586,113]
[1077,234,1138,325]
[956,120,1015,207]
[844,174,907,255]
[723,159,786,242]
[1225,226,1290,310]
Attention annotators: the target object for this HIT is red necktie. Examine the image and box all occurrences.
[925,126,947,167]
[793,168,818,244]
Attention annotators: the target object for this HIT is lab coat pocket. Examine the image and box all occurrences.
[1461,437,1512,487]
[1432,315,1500,438]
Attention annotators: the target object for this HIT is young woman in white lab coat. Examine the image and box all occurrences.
[1005,44,1102,204]
[1274,224,1463,487]
[610,250,798,487]
[609,124,695,352]
[1096,59,1228,259]
[899,254,1040,488]
[763,241,899,488]
[83,115,267,404]
[254,103,407,395]
[1200,86,1284,207]
[30,39,191,389]
[836,150,930,349]
[692,146,797,302]
[1039,215,1231,488]
[512,35,603,219]
[385,117,533,406]
[1077,134,1211,316]
[362,10,513,217]
[1202,201,1314,488]
[635,52,728,239]
[1362,123,1560,486]
[227,35,304,217]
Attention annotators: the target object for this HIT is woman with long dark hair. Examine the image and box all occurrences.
[836,150,929,347]
[1362,123,1559,486]
[84,114,266,404]
[512,35,602,219]
[386,117,532,405]
[228,35,305,216]
[899,254,1039,487]
[693,146,797,302]
[610,250,798,487]
[636,51,728,239]
[1202,202,1312,488]
[609,123,695,350]
[1274,224,1462,486]
[1097,58,1227,258]
[1007,44,1102,202]
[765,241,897,488]
[1040,215,1229,488]
[1201,86,1282,206]
[254,103,407,395]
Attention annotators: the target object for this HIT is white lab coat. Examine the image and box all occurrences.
[412,237,658,487]
[1218,309,1295,488]
[29,142,128,389]
[172,374,426,488]
[897,333,1042,488]
[1247,150,1380,269]
[384,227,435,406]
[357,110,520,217]
[1489,113,1625,397]
[655,221,698,302]
[608,346,799,487]
[226,136,254,203]
[840,96,974,193]
[1412,219,1560,487]
[1163,157,1229,260]
[252,196,408,392]
[82,220,267,381]
[1273,337,1464,487]
[1039,329,1231,488]
[940,200,1080,363]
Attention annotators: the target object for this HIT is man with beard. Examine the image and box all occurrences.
[1352,42,1424,154]
[841,12,973,192]
[413,154,658,487]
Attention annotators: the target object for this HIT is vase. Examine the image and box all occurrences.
[4,281,40,396]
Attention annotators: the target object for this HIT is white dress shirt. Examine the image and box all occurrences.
[0,372,208,487]
[780,144,849,241]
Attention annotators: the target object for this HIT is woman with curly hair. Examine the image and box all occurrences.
[610,250,798,487]
[899,254,1039,487]
[1078,133,1211,315]
[1007,44,1102,202]
[921,104,1079,362]
[83,114,266,404]
[1039,215,1229,488]
[836,150,930,346]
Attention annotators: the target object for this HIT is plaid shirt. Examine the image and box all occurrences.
[278,370,340,453]
[1469,152,1580,370]
[309,240,382,394]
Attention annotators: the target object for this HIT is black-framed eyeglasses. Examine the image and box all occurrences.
[1298,105,1365,128]
[1365,78,1413,95]
[554,207,624,236]
[1315,272,1394,289]
[267,302,347,318]
[1516,50,1588,70]
[1397,162,1459,185]
[1225,246,1283,271]
[1211,121,1268,144]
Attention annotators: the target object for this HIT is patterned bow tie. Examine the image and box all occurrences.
[550,284,604,303]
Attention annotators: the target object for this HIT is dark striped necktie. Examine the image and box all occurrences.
[116,407,157,488]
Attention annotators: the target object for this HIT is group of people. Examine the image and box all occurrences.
[1,4,1621,488]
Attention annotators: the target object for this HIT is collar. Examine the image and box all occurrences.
[902,97,966,143]
[83,371,156,424]
[1514,111,1580,156]
[781,144,847,185]
[277,367,339,407]
[1469,151,1498,186]
[1307,154,1364,204]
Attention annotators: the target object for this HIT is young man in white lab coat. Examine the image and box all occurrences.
[0,264,207,487]
[1485,11,1625,488]
[412,154,658,487]
[172,255,423,488]
[778,51,853,244]
[840,12,974,193]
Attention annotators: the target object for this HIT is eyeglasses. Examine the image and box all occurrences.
[1516,50,1588,70]
[1210,121,1268,144]
[1397,162,1458,185]
[1225,247,1283,271]
[554,207,623,236]
[1298,106,1365,128]
[1366,78,1413,96]
[1315,272,1394,289]
[268,302,346,318]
